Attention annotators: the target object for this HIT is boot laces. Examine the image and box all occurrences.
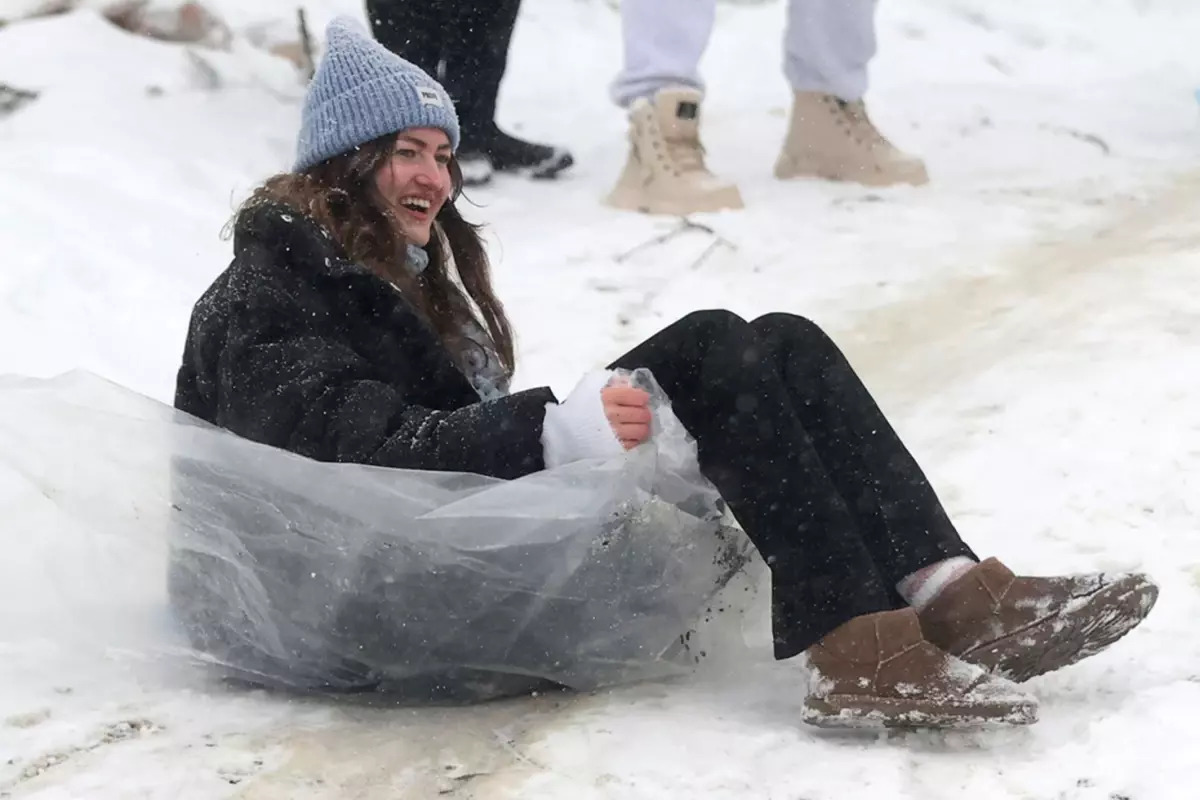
[631,103,712,176]
[665,135,708,174]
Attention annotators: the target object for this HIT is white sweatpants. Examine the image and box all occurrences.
[611,0,878,107]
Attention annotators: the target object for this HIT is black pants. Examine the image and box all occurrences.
[610,311,975,659]
[366,0,520,147]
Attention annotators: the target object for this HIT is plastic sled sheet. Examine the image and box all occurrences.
[0,370,766,702]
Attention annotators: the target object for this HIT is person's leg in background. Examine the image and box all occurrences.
[609,0,713,107]
[365,0,444,74]
[774,0,928,185]
[446,0,572,184]
[366,0,573,186]
[604,0,743,216]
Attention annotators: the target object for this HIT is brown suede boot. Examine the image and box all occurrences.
[919,558,1159,683]
[802,608,1038,729]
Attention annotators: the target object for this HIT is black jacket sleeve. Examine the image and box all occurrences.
[212,273,556,481]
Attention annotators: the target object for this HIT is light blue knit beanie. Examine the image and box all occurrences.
[294,16,460,172]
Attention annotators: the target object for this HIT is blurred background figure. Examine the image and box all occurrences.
[607,0,928,215]
[367,0,574,186]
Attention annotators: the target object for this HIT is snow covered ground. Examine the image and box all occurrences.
[1,0,1199,797]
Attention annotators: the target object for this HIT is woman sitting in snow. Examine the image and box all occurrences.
[174,17,1157,729]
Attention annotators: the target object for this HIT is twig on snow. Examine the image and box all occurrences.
[1042,124,1111,156]
[614,217,736,264]
[0,83,39,117]
[489,729,546,771]
[689,236,730,272]
[297,7,316,81]
[611,220,739,331]
[185,48,222,90]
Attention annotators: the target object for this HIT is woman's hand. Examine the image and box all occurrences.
[602,378,652,450]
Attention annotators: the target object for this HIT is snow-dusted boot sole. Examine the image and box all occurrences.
[961,573,1158,683]
[802,693,1039,730]
[459,156,494,187]
[510,147,574,180]
[605,183,744,216]
[773,152,929,187]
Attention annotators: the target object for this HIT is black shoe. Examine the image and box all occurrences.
[457,151,494,187]
[466,124,574,180]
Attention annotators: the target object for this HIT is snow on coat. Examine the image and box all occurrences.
[174,201,555,479]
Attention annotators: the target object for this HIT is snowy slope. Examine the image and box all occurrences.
[1,0,1199,797]
[2,0,1198,399]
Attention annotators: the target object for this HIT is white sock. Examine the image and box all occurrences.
[898,556,977,611]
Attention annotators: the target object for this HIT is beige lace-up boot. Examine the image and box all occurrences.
[774,91,928,187]
[607,87,744,215]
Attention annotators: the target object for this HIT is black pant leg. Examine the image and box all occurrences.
[365,0,454,80]
[441,0,522,146]
[748,313,976,589]
[609,310,896,658]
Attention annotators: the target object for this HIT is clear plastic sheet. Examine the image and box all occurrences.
[0,370,766,701]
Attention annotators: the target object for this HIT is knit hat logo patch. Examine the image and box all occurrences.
[417,86,445,108]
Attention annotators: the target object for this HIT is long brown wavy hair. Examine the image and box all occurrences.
[229,132,516,372]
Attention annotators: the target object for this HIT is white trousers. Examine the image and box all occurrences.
[611,0,878,107]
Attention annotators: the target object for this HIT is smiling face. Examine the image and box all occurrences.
[372,127,453,247]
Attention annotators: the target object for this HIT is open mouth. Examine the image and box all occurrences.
[399,196,433,218]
